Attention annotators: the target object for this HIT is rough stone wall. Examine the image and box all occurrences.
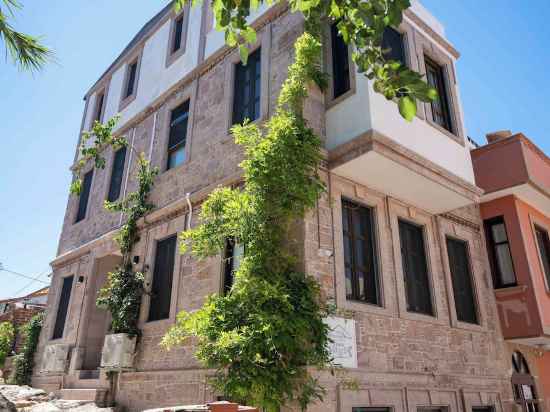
[300,172,515,412]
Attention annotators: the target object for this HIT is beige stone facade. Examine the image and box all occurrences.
[34,2,517,412]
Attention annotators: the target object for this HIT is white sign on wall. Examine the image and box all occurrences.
[324,316,358,369]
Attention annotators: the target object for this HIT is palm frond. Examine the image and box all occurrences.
[0,6,53,72]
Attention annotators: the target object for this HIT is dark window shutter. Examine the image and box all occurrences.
[148,235,177,321]
[425,57,452,132]
[232,48,261,125]
[173,16,184,53]
[107,147,127,202]
[331,22,351,99]
[398,220,433,315]
[126,61,138,98]
[94,92,104,123]
[535,226,550,286]
[341,200,380,305]
[223,238,244,294]
[52,276,74,339]
[447,237,478,324]
[76,170,93,223]
[381,27,405,65]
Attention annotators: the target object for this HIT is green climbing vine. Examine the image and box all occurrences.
[71,118,158,336]
[162,32,330,411]
[162,0,435,410]
[10,313,43,385]
[0,321,15,368]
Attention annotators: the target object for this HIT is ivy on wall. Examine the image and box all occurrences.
[71,119,158,336]
[10,313,43,385]
[162,32,329,411]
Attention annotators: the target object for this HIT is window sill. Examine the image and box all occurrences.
[119,93,137,112]
[227,114,267,137]
[494,284,528,297]
[337,298,394,318]
[326,87,357,110]
[165,47,186,69]
[451,319,485,333]
[425,118,464,146]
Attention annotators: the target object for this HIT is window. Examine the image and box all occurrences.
[398,220,433,315]
[172,15,184,53]
[342,200,380,305]
[94,91,105,123]
[124,60,138,99]
[107,147,126,202]
[75,170,93,223]
[52,275,74,339]
[233,48,261,124]
[167,100,190,170]
[353,408,391,412]
[511,352,539,412]
[446,237,478,324]
[425,57,452,132]
[381,27,405,65]
[148,235,177,322]
[223,238,244,294]
[330,22,351,99]
[485,217,517,288]
[534,226,550,287]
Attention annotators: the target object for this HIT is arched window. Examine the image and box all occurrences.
[511,351,539,412]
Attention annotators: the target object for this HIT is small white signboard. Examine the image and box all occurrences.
[324,316,358,369]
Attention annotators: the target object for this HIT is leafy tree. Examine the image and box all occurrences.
[0,0,52,71]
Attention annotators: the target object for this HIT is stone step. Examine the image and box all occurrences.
[69,378,110,390]
[58,389,109,406]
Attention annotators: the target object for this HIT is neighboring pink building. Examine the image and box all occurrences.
[472,131,550,412]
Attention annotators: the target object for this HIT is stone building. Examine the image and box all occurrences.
[33,1,517,411]
[472,131,550,412]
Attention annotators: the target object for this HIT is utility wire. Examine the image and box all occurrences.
[0,266,49,285]
[12,268,51,297]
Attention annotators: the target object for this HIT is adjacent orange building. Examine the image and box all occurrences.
[472,131,550,412]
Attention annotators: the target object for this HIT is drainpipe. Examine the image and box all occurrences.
[119,128,136,226]
[186,193,193,230]
[148,112,157,162]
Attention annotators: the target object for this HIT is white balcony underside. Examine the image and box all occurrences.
[328,130,482,215]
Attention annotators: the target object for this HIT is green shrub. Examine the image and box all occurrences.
[11,313,43,385]
[0,321,15,367]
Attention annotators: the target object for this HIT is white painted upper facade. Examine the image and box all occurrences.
[79,1,475,192]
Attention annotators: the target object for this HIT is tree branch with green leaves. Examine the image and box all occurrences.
[175,0,437,120]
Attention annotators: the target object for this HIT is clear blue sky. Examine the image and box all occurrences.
[0,1,548,299]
